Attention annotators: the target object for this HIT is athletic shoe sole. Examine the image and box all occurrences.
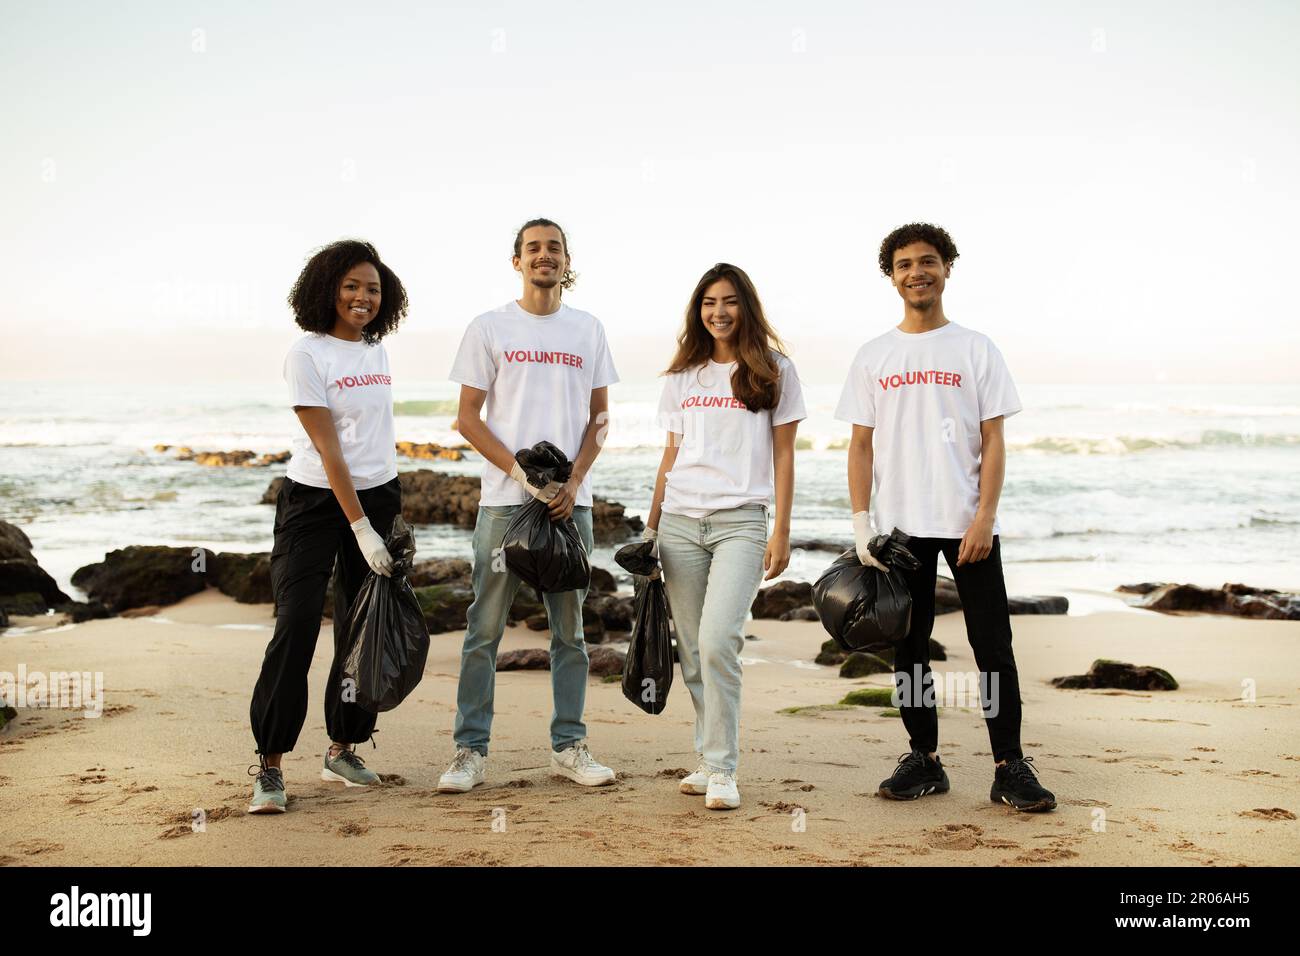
[878,773,951,801]
[436,774,484,794]
[247,802,286,814]
[320,767,375,788]
[704,795,740,810]
[680,780,708,795]
[551,764,615,787]
[991,789,1056,813]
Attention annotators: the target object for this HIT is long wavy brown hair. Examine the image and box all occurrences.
[665,263,789,412]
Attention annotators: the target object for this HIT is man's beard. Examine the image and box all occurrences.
[530,274,561,289]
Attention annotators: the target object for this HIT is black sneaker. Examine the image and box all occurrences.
[990,756,1056,812]
[878,750,950,800]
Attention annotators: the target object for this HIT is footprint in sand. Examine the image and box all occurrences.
[1238,808,1295,821]
[15,840,63,856]
[337,821,370,836]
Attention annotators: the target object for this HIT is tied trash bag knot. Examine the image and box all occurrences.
[811,527,921,652]
[502,441,590,593]
[615,540,674,715]
[514,439,572,489]
[340,516,431,713]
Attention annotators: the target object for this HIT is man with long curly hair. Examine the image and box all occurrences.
[438,218,620,793]
[836,223,1056,812]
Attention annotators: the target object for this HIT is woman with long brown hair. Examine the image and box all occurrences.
[644,263,805,810]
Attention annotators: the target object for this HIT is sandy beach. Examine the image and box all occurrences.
[1,588,1297,867]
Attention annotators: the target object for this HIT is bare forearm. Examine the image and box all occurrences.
[772,446,794,535]
[320,452,364,524]
[847,447,873,514]
[976,434,1006,521]
[458,414,517,476]
[569,410,606,486]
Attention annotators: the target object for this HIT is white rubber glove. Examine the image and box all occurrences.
[641,525,660,559]
[641,526,661,579]
[853,511,890,572]
[350,516,394,577]
[510,461,563,503]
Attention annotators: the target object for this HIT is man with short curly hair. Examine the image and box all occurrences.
[836,223,1056,812]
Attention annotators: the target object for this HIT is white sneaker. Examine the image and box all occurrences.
[704,772,740,810]
[436,747,486,793]
[551,741,616,787]
[679,762,710,796]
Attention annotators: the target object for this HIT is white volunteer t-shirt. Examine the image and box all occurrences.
[834,321,1021,538]
[656,352,806,519]
[449,301,620,507]
[283,333,398,490]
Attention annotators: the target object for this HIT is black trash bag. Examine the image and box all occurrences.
[616,540,674,715]
[811,527,922,652]
[501,441,591,593]
[340,516,431,713]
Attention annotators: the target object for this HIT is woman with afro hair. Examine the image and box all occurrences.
[247,239,409,814]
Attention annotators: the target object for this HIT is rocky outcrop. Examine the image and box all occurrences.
[71,546,215,613]
[839,651,893,678]
[587,645,627,677]
[496,648,552,671]
[0,521,71,614]
[1121,582,1300,620]
[751,581,814,619]
[263,471,644,542]
[815,637,944,668]
[408,558,472,588]
[413,584,476,634]
[157,445,291,467]
[212,552,274,604]
[1052,659,1178,691]
[395,441,470,461]
[494,645,626,676]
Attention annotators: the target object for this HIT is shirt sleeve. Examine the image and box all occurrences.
[590,319,620,389]
[833,347,875,427]
[654,374,683,435]
[284,346,328,409]
[977,337,1023,421]
[448,316,496,390]
[772,356,807,426]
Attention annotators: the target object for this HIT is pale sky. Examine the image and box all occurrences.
[3,0,1298,385]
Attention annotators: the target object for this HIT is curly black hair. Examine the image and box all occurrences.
[878,223,960,277]
[288,239,408,343]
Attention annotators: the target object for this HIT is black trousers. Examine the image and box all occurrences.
[892,534,1023,764]
[249,475,402,755]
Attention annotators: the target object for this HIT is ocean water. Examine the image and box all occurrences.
[2,381,1298,614]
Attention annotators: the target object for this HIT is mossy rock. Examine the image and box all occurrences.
[877,708,901,718]
[412,584,475,634]
[839,652,892,678]
[0,591,47,615]
[840,687,896,707]
[778,703,859,716]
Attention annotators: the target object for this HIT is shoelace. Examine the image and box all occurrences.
[247,759,284,793]
[896,750,930,775]
[449,748,477,773]
[572,744,600,770]
[1003,756,1040,782]
[331,747,366,771]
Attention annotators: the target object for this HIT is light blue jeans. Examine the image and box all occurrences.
[453,504,594,756]
[658,503,769,775]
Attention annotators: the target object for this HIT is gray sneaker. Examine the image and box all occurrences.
[247,761,287,814]
[321,746,379,787]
